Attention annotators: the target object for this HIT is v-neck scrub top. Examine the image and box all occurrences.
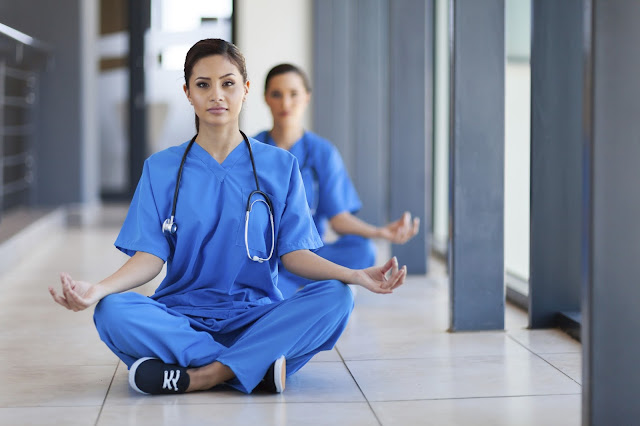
[254,131,361,240]
[114,137,323,319]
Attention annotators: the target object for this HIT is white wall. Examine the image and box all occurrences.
[235,0,313,137]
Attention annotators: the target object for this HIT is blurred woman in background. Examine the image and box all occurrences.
[255,64,420,298]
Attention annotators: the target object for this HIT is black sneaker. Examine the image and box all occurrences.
[261,355,286,393]
[128,357,190,395]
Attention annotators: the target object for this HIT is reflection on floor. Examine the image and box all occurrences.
[0,212,581,425]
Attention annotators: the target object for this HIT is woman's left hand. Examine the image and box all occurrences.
[378,211,420,244]
[351,257,407,294]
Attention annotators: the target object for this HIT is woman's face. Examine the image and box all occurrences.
[264,72,310,128]
[184,54,249,130]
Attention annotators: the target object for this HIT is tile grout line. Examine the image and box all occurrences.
[506,334,583,387]
[335,346,384,426]
[94,363,119,426]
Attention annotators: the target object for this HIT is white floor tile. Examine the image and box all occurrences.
[505,303,529,331]
[98,402,379,426]
[0,407,101,426]
[0,329,119,367]
[372,395,581,426]
[508,329,582,354]
[346,354,582,402]
[338,329,531,361]
[309,348,342,362]
[0,365,115,407]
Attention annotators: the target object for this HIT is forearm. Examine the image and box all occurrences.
[281,249,355,283]
[95,251,164,297]
[329,211,380,239]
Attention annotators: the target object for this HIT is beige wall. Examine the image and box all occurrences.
[235,0,313,137]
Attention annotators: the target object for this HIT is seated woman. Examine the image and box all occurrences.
[255,64,420,298]
[48,39,406,396]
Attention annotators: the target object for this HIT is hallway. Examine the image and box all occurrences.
[0,210,581,425]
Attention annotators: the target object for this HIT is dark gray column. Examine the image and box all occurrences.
[313,0,388,230]
[128,0,149,197]
[388,0,432,274]
[449,0,505,331]
[351,0,388,226]
[0,60,4,215]
[528,0,583,328]
[312,0,354,168]
[313,0,432,268]
[583,0,640,423]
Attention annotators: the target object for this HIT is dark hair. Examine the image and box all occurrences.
[184,38,248,132]
[264,63,312,95]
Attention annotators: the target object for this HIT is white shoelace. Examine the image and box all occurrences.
[163,369,181,391]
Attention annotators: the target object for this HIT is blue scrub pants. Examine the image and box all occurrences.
[93,280,354,394]
[278,235,376,298]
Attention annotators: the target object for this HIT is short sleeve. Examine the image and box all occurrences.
[277,158,323,257]
[114,160,171,262]
[316,145,362,220]
[253,130,269,143]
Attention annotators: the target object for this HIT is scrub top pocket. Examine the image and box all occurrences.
[235,188,280,259]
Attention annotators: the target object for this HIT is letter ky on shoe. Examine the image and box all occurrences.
[129,357,190,395]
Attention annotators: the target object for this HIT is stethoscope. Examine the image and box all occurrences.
[268,132,319,215]
[162,130,275,263]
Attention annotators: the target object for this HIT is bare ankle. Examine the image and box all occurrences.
[186,361,235,392]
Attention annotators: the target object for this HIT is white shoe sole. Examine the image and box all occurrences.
[274,355,286,393]
[128,357,155,395]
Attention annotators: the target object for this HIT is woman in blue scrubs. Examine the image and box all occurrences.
[48,39,407,396]
[255,64,420,298]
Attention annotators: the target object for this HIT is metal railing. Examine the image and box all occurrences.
[0,23,49,219]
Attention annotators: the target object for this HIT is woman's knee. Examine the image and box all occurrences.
[337,235,377,269]
[93,292,144,329]
[360,238,377,268]
[312,280,354,314]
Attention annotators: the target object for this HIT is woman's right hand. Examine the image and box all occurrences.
[350,256,407,294]
[49,272,107,312]
[378,211,420,244]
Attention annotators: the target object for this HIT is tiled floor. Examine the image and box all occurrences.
[0,216,582,425]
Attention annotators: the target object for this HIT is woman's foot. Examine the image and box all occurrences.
[261,355,286,393]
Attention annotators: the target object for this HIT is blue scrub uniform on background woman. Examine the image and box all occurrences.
[93,136,354,394]
[254,130,376,297]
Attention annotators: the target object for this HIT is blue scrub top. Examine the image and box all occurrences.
[115,136,322,319]
[254,131,362,239]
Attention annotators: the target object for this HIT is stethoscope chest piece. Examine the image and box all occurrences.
[162,216,177,234]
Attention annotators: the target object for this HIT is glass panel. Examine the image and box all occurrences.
[504,0,531,293]
[432,0,450,256]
